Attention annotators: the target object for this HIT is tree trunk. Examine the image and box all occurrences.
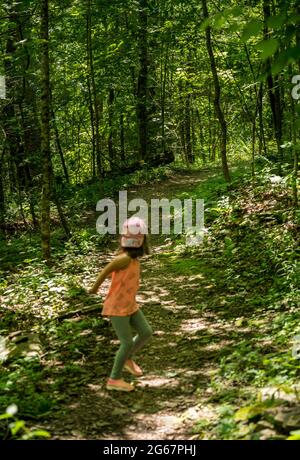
[52,189,71,239]
[136,0,148,160]
[251,117,256,178]
[108,88,115,169]
[185,91,193,163]
[120,114,125,163]
[3,36,25,188]
[178,80,187,163]
[258,82,267,156]
[51,104,69,183]
[87,74,96,177]
[40,0,51,261]
[161,39,169,153]
[291,99,298,211]
[202,0,230,181]
[0,150,5,233]
[196,108,206,164]
[292,3,300,211]
[87,0,102,176]
[263,0,283,169]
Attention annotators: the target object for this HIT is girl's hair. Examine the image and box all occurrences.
[119,235,151,259]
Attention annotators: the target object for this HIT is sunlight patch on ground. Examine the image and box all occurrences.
[180,405,206,422]
[129,412,183,439]
[95,335,107,342]
[180,318,207,334]
[162,304,188,312]
[138,375,180,389]
[198,340,234,351]
[153,330,165,336]
[260,385,300,403]
[139,297,161,305]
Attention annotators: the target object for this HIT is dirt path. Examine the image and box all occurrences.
[44,168,224,440]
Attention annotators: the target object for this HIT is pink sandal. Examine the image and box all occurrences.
[124,359,143,377]
[106,378,134,392]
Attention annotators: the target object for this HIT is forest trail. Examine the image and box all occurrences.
[43,167,223,440]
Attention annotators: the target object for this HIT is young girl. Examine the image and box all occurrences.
[89,217,153,392]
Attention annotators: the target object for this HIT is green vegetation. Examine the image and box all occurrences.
[0,0,299,441]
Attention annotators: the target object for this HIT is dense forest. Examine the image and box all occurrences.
[0,0,299,443]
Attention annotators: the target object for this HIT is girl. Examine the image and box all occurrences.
[89,217,153,392]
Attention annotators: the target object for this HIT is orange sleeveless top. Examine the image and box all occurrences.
[102,258,140,317]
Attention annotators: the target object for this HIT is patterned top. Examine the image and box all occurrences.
[102,258,140,317]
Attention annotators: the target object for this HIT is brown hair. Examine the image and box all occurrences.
[119,235,151,259]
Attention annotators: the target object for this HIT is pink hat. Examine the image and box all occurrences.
[121,217,147,248]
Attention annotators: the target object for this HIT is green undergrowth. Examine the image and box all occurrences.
[0,313,109,439]
[0,160,299,439]
[156,162,299,440]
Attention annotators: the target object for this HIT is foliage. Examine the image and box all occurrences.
[0,404,51,440]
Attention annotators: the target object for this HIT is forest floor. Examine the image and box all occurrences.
[45,168,218,440]
[1,165,300,440]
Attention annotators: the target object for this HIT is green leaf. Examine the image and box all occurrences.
[267,14,287,29]
[288,430,300,440]
[0,413,13,420]
[200,18,211,31]
[9,420,25,436]
[22,429,51,440]
[287,14,300,26]
[255,39,280,60]
[228,23,240,34]
[213,13,227,29]
[234,405,265,421]
[229,6,243,17]
[271,46,300,74]
[241,19,262,43]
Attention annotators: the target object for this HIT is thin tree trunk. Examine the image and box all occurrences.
[120,114,125,163]
[51,105,69,183]
[17,179,27,228]
[0,150,5,232]
[161,40,169,153]
[185,91,193,163]
[87,74,96,177]
[196,108,206,164]
[251,117,256,178]
[263,0,283,170]
[211,125,216,162]
[208,86,212,161]
[40,0,51,261]
[87,0,102,176]
[136,0,148,160]
[178,80,187,163]
[3,35,26,192]
[291,99,298,211]
[293,3,300,211]
[291,58,299,211]
[202,0,230,181]
[52,189,71,239]
[2,7,36,230]
[258,82,267,156]
[108,88,115,169]
[191,104,197,162]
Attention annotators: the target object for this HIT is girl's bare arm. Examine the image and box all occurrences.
[89,253,131,294]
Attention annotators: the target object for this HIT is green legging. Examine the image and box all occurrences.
[109,309,153,379]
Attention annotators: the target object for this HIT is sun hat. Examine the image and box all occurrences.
[121,216,147,248]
